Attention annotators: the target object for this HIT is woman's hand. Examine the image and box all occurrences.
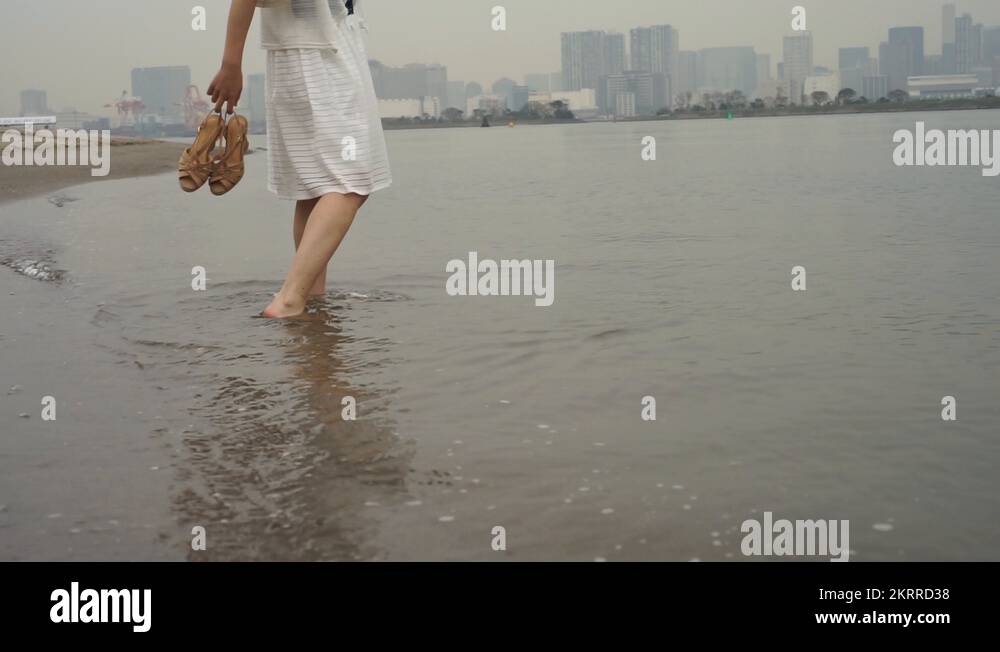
[209,0,257,114]
[208,62,244,114]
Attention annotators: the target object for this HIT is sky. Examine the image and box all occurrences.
[2,0,1000,116]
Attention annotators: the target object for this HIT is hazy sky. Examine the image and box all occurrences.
[2,0,999,116]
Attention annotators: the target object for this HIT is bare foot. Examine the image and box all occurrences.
[261,295,306,319]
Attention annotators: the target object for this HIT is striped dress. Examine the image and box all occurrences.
[259,0,391,200]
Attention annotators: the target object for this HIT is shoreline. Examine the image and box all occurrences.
[0,138,186,207]
[3,103,998,205]
[630,99,1000,123]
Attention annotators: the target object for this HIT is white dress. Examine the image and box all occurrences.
[259,0,391,200]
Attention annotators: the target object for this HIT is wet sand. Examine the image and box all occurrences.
[0,138,185,206]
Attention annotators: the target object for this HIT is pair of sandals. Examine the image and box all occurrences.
[178,111,249,195]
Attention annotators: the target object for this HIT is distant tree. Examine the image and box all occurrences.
[774,88,788,108]
[855,96,869,104]
[810,90,830,106]
[525,100,552,118]
[548,100,574,120]
[442,107,465,122]
[512,101,553,120]
[655,107,671,116]
[836,88,857,105]
[888,89,909,103]
[751,98,766,110]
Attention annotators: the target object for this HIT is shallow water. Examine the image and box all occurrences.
[2,111,999,560]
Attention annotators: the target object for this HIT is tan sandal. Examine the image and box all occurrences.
[178,112,225,192]
[209,114,250,196]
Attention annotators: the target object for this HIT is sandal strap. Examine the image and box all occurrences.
[179,157,216,176]
[211,160,244,184]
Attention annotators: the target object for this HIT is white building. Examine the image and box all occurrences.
[753,79,795,104]
[803,73,841,103]
[528,88,598,118]
[466,94,506,116]
[906,74,982,98]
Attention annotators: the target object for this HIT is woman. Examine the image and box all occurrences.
[208,0,391,318]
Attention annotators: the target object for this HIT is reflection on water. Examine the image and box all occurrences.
[98,284,415,560]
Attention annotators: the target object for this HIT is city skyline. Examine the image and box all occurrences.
[4,0,1000,118]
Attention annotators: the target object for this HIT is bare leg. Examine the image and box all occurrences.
[263,192,368,318]
[292,198,327,297]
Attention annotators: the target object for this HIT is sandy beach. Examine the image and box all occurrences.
[0,138,185,206]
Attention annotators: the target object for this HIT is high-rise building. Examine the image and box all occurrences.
[698,47,758,96]
[862,75,889,100]
[131,66,191,123]
[509,85,530,113]
[924,54,947,75]
[19,89,48,116]
[942,4,957,73]
[548,72,564,93]
[676,51,699,99]
[839,47,871,94]
[600,71,670,115]
[561,31,610,91]
[839,47,870,72]
[955,15,984,72]
[604,32,626,77]
[971,22,984,67]
[756,54,772,83]
[446,81,466,111]
[371,62,448,109]
[955,14,973,73]
[782,32,814,103]
[629,25,680,90]
[983,27,1000,65]
[525,73,551,93]
[492,77,516,110]
[879,27,924,91]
